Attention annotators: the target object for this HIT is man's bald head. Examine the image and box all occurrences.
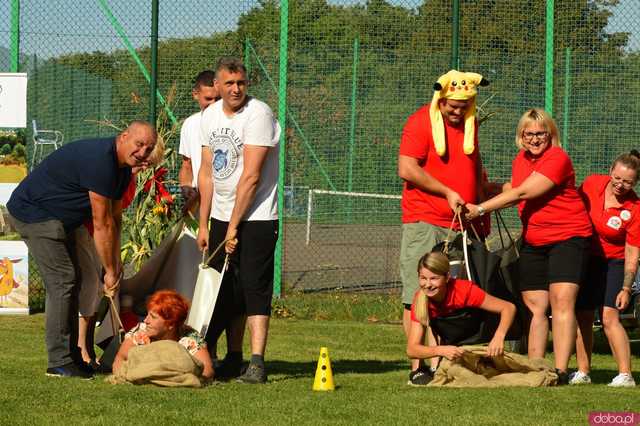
[126,120,158,140]
[116,120,158,168]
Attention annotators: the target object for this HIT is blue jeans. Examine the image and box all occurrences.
[9,215,80,368]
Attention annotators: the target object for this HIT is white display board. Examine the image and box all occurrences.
[0,240,29,315]
[0,73,28,128]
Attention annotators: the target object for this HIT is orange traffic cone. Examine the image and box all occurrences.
[313,347,335,391]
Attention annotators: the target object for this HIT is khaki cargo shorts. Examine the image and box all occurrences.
[400,221,454,305]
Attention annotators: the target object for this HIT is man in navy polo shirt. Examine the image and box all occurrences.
[7,120,157,379]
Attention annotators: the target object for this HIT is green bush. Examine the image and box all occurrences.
[0,130,25,147]
[0,144,12,156]
[12,143,26,159]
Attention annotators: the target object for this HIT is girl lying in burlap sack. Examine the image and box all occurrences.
[108,290,214,387]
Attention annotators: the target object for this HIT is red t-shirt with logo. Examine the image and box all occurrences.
[410,278,486,322]
[399,104,480,229]
[511,146,592,246]
[579,174,640,259]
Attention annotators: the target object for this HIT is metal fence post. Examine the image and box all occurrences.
[562,47,571,151]
[149,0,159,126]
[545,0,554,114]
[274,0,288,298]
[244,37,251,77]
[451,0,460,69]
[347,36,359,194]
[10,0,20,72]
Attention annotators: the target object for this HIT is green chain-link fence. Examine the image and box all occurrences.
[1,0,639,307]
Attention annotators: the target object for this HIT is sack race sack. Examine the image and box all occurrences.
[186,242,229,338]
[107,340,203,388]
[432,210,524,346]
[428,345,557,387]
[98,295,125,373]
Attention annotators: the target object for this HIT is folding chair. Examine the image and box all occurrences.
[31,120,63,170]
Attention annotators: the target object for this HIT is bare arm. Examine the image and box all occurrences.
[112,338,134,373]
[466,172,556,219]
[112,197,122,274]
[398,155,465,211]
[618,243,640,310]
[406,319,465,361]
[193,347,214,379]
[197,147,213,252]
[224,145,271,254]
[179,156,199,213]
[178,156,194,187]
[478,294,516,357]
[89,191,121,294]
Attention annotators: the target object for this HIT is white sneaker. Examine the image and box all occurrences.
[608,373,636,388]
[568,371,591,385]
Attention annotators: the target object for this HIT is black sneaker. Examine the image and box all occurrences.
[76,360,96,375]
[408,366,433,386]
[46,362,94,379]
[555,369,569,386]
[215,357,245,380]
[236,363,267,384]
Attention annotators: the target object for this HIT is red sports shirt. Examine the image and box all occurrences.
[399,104,480,229]
[579,174,640,259]
[410,278,486,322]
[511,146,592,246]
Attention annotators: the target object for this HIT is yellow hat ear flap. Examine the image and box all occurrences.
[430,82,446,156]
[463,99,476,155]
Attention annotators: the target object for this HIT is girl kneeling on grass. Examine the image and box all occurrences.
[112,290,214,380]
[406,252,517,384]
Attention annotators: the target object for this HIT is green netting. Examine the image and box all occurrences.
[1,0,639,299]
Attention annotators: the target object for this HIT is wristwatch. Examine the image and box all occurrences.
[477,205,486,216]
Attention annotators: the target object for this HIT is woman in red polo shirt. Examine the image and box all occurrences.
[570,152,639,387]
[406,251,516,384]
[465,109,592,384]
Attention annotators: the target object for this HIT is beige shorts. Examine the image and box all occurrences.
[400,221,454,305]
[74,226,103,316]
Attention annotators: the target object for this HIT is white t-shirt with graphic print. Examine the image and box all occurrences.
[200,97,280,222]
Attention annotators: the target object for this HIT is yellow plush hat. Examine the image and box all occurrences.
[429,70,488,156]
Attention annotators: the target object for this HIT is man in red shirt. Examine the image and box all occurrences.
[398,70,493,386]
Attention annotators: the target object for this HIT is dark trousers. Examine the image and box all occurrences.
[204,218,278,350]
[204,220,241,351]
[9,215,80,368]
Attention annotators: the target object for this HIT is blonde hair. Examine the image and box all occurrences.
[515,108,561,149]
[611,150,640,184]
[145,134,165,167]
[413,252,450,325]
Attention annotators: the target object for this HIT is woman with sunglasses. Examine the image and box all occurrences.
[571,152,639,387]
[465,108,592,384]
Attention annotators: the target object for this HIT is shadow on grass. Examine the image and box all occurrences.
[588,369,628,384]
[268,359,406,382]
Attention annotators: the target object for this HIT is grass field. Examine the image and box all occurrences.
[0,312,638,425]
[0,164,27,183]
